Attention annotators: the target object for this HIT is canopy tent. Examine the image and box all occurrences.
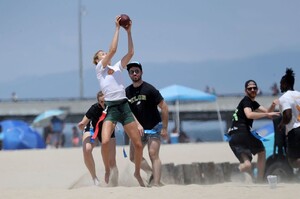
[0,120,45,150]
[159,84,224,139]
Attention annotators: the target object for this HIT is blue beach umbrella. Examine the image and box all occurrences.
[0,120,45,150]
[32,109,67,128]
[160,84,223,139]
[160,84,216,102]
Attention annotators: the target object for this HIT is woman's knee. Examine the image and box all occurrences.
[101,139,110,146]
[101,128,115,145]
[132,140,143,151]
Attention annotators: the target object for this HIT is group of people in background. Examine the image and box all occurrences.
[73,15,300,188]
[43,118,81,149]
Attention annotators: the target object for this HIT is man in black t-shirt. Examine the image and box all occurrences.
[126,61,169,186]
[78,91,118,186]
[228,80,280,182]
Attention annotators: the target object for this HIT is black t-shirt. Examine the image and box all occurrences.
[231,96,260,129]
[84,103,104,133]
[126,81,163,130]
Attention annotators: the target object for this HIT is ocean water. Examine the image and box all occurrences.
[37,119,272,148]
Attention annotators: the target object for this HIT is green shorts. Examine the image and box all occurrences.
[104,99,135,125]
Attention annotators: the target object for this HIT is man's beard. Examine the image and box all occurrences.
[247,91,256,99]
[132,76,141,82]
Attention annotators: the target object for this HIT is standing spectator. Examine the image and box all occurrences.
[211,87,216,96]
[0,125,3,150]
[227,80,280,182]
[178,130,190,143]
[50,116,65,148]
[278,68,300,168]
[92,16,144,186]
[60,133,65,148]
[205,85,210,93]
[72,126,80,147]
[169,128,189,143]
[169,128,179,144]
[11,92,18,102]
[271,82,280,96]
[126,61,169,186]
[43,124,52,147]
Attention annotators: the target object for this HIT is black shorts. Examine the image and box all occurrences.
[229,127,265,163]
[287,127,300,159]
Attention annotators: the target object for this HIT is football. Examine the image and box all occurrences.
[119,14,131,28]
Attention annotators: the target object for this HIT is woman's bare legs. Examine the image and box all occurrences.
[124,121,145,187]
[108,138,118,186]
[101,121,116,184]
[82,133,99,185]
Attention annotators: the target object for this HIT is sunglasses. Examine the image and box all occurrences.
[247,87,258,91]
[129,69,140,75]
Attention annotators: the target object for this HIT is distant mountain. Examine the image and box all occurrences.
[1,50,300,99]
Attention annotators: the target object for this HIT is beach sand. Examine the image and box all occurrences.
[0,143,299,199]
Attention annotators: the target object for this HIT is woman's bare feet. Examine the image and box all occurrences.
[104,170,110,184]
[110,166,119,187]
[93,177,100,186]
[134,172,145,187]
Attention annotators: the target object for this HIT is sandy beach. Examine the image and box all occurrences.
[1,143,299,199]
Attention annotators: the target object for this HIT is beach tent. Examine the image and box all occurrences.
[0,120,45,150]
[159,84,223,138]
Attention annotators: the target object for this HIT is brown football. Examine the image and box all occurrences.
[119,14,131,28]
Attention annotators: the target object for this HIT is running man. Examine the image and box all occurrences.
[228,80,280,182]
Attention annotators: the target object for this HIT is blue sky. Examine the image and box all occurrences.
[0,0,300,98]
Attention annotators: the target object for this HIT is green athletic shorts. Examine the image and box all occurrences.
[104,99,135,125]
